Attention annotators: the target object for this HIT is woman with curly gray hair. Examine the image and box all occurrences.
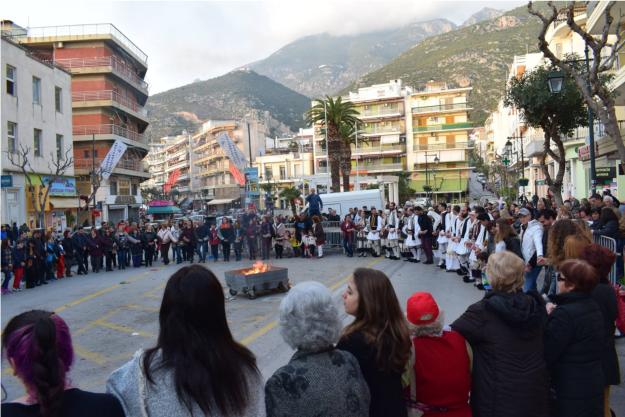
[265,281,370,417]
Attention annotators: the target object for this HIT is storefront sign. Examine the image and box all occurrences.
[148,200,173,207]
[41,177,77,196]
[595,166,616,184]
[1,175,13,188]
[115,195,136,205]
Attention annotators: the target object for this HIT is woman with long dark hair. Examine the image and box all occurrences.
[2,310,124,417]
[107,265,264,416]
[337,267,411,417]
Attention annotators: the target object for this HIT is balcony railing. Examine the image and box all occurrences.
[73,124,145,143]
[54,56,148,93]
[413,122,473,132]
[19,23,148,64]
[411,102,470,114]
[353,162,403,171]
[361,125,404,135]
[413,141,474,151]
[72,90,147,116]
[317,166,329,174]
[359,107,404,118]
[74,158,145,172]
[353,143,405,154]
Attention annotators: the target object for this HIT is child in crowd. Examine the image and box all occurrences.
[289,231,301,258]
[303,231,316,258]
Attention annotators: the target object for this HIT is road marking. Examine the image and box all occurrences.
[238,257,383,347]
[74,343,108,365]
[54,271,152,313]
[94,319,155,338]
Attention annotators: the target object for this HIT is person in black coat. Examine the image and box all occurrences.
[544,259,604,417]
[591,207,619,240]
[62,230,75,277]
[415,206,434,264]
[337,268,411,417]
[72,228,89,275]
[579,245,621,416]
[451,251,549,417]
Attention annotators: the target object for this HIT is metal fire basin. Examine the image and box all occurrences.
[224,266,289,299]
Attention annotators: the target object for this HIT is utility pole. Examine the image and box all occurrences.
[91,133,96,225]
[585,44,597,195]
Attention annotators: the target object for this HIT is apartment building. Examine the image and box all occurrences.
[192,120,265,210]
[11,22,151,223]
[142,133,193,206]
[1,34,75,228]
[406,81,473,201]
[314,80,411,189]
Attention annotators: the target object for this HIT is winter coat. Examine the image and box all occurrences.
[313,222,325,245]
[88,235,104,257]
[591,283,621,386]
[592,219,619,240]
[195,223,209,241]
[180,228,195,246]
[544,291,604,417]
[107,350,265,417]
[451,291,549,417]
[218,225,234,243]
[208,229,220,246]
[336,331,407,417]
[100,235,115,253]
[503,236,524,260]
[265,348,370,417]
[521,220,543,265]
[141,231,158,249]
[62,237,75,261]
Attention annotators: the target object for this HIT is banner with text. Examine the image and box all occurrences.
[229,165,246,186]
[216,132,247,172]
[101,139,128,179]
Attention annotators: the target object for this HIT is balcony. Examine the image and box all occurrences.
[353,143,404,155]
[359,107,404,119]
[411,102,471,115]
[361,125,404,136]
[413,122,473,133]
[18,23,148,66]
[72,90,148,123]
[413,141,474,151]
[54,56,148,97]
[74,158,149,178]
[72,124,148,150]
[353,162,403,172]
[316,166,329,174]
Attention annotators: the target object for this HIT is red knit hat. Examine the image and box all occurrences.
[406,292,440,325]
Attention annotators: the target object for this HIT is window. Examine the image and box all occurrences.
[32,77,41,105]
[33,129,42,157]
[83,150,89,158]
[7,121,17,154]
[264,167,273,179]
[55,86,62,112]
[110,181,117,195]
[56,134,63,160]
[118,179,131,196]
[6,65,16,96]
[279,165,286,179]
[131,183,138,196]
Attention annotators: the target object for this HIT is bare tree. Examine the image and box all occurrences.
[529,1,625,165]
[6,144,74,228]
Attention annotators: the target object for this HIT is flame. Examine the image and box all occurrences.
[242,261,270,275]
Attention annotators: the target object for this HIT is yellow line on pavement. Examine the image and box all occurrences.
[54,271,152,313]
[74,343,108,365]
[238,257,383,347]
[94,319,155,338]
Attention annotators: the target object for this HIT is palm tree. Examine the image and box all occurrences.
[306,96,360,192]
[337,122,368,192]
[279,186,302,216]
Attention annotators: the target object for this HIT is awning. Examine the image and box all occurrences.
[48,197,80,209]
[206,198,235,206]
[381,134,401,144]
[146,206,182,214]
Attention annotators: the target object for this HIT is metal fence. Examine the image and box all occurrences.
[593,234,619,284]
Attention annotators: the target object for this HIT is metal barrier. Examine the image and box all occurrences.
[593,234,619,284]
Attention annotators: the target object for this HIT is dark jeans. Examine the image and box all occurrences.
[234,241,242,261]
[117,248,128,269]
[174,245,182,263]
[2,270,12,290]
[343,237,354,256]
[105,252,114,271]
[222,242,231,261]
[275,243,283,259]
[145,246,155,267]
[185,244,194,262]
[91,255,102,272]
[197,241,208,262]
[247,237,257,260]
[261,237,272,260]
[210,244,219,261]
[76,251,88,274]
[421,236,433,263]
[161,242,171,265]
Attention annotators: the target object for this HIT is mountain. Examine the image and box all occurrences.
[145,69,310,140]
[461,7,504,27]
[246,19,457,98]
[342,4,550,125]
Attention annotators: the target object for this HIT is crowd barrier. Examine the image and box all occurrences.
[593,234,618,284]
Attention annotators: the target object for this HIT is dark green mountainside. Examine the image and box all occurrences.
[146,70,310,139]
[342,4,551,125]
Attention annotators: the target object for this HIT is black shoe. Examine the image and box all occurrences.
[463,276,476,283]
[476,283,485,290]
[42,281,49,285]
[404,258,412,262]
[445,269,457,273]
[424,261,433,264]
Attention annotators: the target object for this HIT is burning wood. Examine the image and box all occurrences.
[242,261,270,275]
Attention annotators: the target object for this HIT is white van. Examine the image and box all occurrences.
[317,189,385,218]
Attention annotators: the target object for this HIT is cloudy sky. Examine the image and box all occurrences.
[5,0,524,94]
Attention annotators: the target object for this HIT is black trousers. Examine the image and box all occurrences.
[105,252,114,271]
[145,246,154,266]
[76,251,88,274]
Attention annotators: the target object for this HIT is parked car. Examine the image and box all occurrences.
[413,197,432,208]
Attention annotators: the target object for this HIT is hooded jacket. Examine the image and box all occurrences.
[451,291,549,417]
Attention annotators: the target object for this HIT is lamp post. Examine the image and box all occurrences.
[548,44,596,195]
[424,152,440,199]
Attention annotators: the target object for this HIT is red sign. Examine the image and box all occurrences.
[149,200,173,207]
[93,210,101,217]
[229,164,246,186]
[164,168,181,193]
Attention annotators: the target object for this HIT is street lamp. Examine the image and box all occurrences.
[547,44,596,194]
[424,152,439,199]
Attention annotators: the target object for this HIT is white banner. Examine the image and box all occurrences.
[216,132,247,172]
[100,139,128,179]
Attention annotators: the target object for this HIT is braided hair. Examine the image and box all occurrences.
[2,310,73,417]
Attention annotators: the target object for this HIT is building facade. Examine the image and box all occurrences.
[406,81,473,201]
[12,22,151,224]
[1,33,76,229]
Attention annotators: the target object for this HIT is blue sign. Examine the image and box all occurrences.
[1,175,12,188]
[244,167,259,183]
[42,176,77,196]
